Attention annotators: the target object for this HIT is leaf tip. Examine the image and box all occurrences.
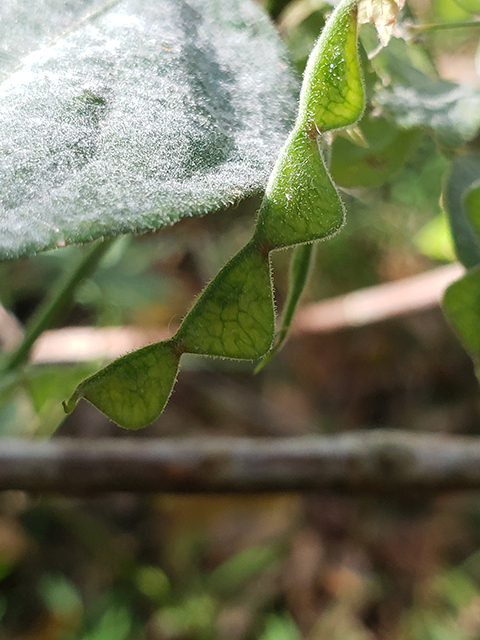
[62,391,80,415]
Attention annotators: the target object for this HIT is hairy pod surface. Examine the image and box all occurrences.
[65,0,365,429]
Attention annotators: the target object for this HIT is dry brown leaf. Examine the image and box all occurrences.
[359,0,405,46]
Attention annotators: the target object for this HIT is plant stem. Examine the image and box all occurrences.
[255,242,315,373]
[1,237,116,373]
[410,20,480,33]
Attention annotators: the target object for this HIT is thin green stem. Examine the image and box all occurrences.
[1,237,116,373]
[410,20,480,33]
[255,242,315,373]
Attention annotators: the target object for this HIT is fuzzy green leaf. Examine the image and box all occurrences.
[0,0,298,260]
[330,115,421,189]
[376,78,480,147]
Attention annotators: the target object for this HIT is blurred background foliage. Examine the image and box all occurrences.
[1,0,480,637]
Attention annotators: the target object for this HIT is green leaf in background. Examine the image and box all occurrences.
[362,28,438,84]
[451,0,480,13]
[0,0,299,260]
[443,176,480,372]
[26,363,100,436]
[367,33,480,147]
[414,213,456,262]
[465,180,480,239]
[330,114,421,188]
[444,266,480,359]
[376,79,480,147]
[259,614,301,640]
[207,544,281,597]
[284,7,328,73]
[443,154,480,269]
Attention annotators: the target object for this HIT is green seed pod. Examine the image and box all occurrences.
[253,127,345,249]
[63,340,181,430]
[176,240,274,360]
[64,0,365,429]
[297,0,364,133]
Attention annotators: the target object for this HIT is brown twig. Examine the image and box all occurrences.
[31,325,173,363]
[2,431,480,494]
[293,262,464,333]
